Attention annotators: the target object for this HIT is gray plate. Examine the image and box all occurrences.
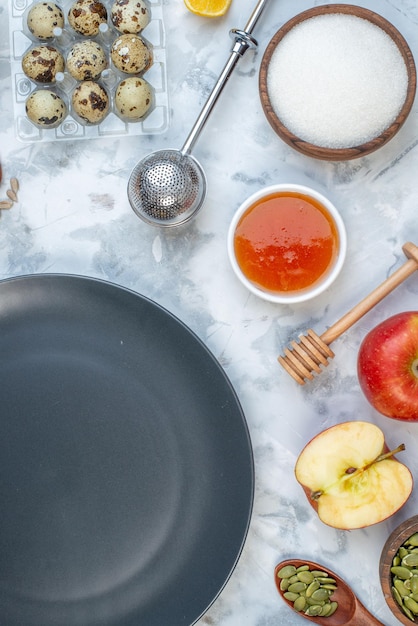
[0,274,254,626]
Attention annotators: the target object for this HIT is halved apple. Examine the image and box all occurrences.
[295,421,413,530]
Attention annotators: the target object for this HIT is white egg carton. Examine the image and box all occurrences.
[8,0,169,142]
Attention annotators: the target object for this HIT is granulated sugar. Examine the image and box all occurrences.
[267,13,409,149]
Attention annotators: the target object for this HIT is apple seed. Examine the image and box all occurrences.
[345,467,357,474]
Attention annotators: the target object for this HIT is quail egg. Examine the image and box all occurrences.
[115,77,152,120]
[25,89,67,127]
[68,0,107,36]
[110,34,152,74]
[71,81,109,124]
[67,40,107,81]
[22,44,64,83]
[26,1,64,40]
[110,0,150,34]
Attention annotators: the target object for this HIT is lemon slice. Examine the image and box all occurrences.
[184,0,233,18]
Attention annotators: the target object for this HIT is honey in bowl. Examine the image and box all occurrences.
[228,185,347,304]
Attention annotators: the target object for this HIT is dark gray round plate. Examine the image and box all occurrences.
[0,274,254,626]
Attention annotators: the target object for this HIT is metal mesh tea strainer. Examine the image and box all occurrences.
[128,0,269,227]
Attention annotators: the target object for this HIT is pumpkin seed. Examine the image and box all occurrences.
[297,571,315,584]
[404,554,418,568]
[407,533,418,547]
[395,578,410,596]
[294,596,307,612]
[391,566,412,580]
[305,605,323,616]
[0,200,13,210]
[403,605,416,621]
[328,602,338,616]
[288,582,307,594]
[296,565,309,572]
[393,585,403,607]
[320,603,333,617]
[306,596,325,607]
[405,597,418,615]
[311,588,331,602]
[316,577,336,584]
[283,591,299,602]
[306,580,320,597]
[277,565,296,578]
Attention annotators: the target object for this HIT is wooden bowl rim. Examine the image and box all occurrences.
[379,515,418,625]
[259,4,417,161]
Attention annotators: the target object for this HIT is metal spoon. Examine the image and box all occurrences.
[127,0,269,227]
[275,559,384,626]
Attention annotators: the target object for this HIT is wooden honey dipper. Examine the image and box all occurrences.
[278,241,418,385]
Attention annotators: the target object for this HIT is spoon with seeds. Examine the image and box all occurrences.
[275,560,383,625]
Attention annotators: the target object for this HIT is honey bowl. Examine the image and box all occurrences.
[259,4,417,161]
[227,184,347,304]
[380,515,418,625]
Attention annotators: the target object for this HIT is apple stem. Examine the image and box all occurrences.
[368,443,406,467]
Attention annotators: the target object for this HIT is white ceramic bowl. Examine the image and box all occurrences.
[227,184,347,304]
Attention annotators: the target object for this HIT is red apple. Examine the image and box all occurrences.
[357,311,418,421]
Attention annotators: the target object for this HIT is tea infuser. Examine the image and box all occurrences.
[127,0,269,227]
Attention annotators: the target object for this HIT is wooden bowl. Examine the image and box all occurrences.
[379,515,418,625]
[259,5,417,161]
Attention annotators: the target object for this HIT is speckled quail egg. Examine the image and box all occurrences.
[25,89,67,127]
[71,81,109,124]
[22,44,64,83]
[115,77,152,120]
[67,40,107,81]
[110,34,152,74]
[110,0,150,34]
[68,0,107,36]
[26,2,64,40]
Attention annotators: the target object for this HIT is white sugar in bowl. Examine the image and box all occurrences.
[259,4,416,161]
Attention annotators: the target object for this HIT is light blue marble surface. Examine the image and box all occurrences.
[1,0,418,624]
